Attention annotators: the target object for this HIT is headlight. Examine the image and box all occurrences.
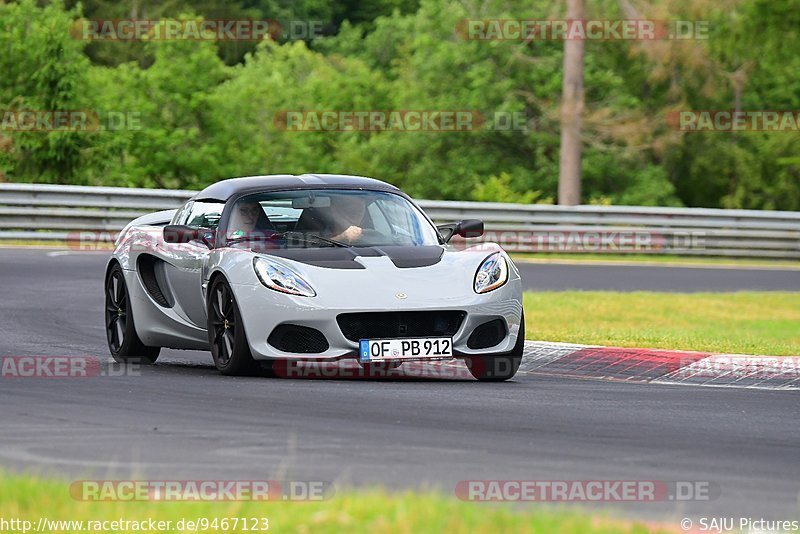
[474,252,509,294]
[253,257,316,297]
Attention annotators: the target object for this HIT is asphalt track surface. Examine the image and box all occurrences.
[518,261,800,292]
[0,248,798,523]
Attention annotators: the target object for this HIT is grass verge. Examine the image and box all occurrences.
[523,291,800,356]
[0,473,670,533]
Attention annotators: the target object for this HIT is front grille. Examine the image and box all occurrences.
[268,324,329,354]
[467,319,507,349]
[337,311,466,342]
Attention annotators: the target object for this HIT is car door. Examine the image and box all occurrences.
[161,200,224,327]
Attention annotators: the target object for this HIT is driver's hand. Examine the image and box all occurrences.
[338,225,363,242]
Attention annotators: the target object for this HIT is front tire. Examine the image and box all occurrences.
[207,277,258,376]
[105,264,160,364]
[465,312,525,382]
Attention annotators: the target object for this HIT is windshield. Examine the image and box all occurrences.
[226,189,440,248]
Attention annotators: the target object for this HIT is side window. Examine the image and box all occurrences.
[376,199,411,234]
[185,201,224,229]
[172,201,193,225]
[367,203,391,235]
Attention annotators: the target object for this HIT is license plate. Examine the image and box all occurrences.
[359,337,453,362]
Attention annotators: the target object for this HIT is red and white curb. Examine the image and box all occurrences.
[520,341,800,390]
[223,342,799,388]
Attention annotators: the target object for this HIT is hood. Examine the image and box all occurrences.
[253,243,513,303]
[249,244,446,269]
[215,242,516,309]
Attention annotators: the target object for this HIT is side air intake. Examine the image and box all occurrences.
[137,255,174,308]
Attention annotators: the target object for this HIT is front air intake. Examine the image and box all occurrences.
[268,325,329,354]
[467,319,507,349]
[337,311,466,342]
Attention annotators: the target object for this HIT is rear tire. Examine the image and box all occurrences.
[207,277,258,376]
[105,264,160,364]
[465,312,525,382]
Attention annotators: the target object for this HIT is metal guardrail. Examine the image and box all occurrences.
[1,183,799,258]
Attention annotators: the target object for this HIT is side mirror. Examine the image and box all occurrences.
[437,219,484,243]
[455,219,484,239]
[163,224,199,244]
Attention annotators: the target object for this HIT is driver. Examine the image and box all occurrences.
[326,194,368,243]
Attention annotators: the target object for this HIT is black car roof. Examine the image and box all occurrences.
[192,174,401,202]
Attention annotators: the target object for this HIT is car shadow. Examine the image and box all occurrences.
[134,356,477,383]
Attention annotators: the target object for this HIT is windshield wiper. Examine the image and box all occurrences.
[278,231,351,248]
[227,231,351,248]
[226,233,275,245]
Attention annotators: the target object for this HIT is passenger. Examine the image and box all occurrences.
[228,201,264,239]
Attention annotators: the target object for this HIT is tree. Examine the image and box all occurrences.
[0,0,90,183]
[558,0,585,205]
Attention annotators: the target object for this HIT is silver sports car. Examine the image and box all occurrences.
[105,174,524,381]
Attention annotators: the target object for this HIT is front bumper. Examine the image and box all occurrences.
[231,279,523,361]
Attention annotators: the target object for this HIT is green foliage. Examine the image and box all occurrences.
[204,40,393,180]
[86,26,230,188]
[0,0,797,210]
[0,0,90,183]
[471,172,552,204]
